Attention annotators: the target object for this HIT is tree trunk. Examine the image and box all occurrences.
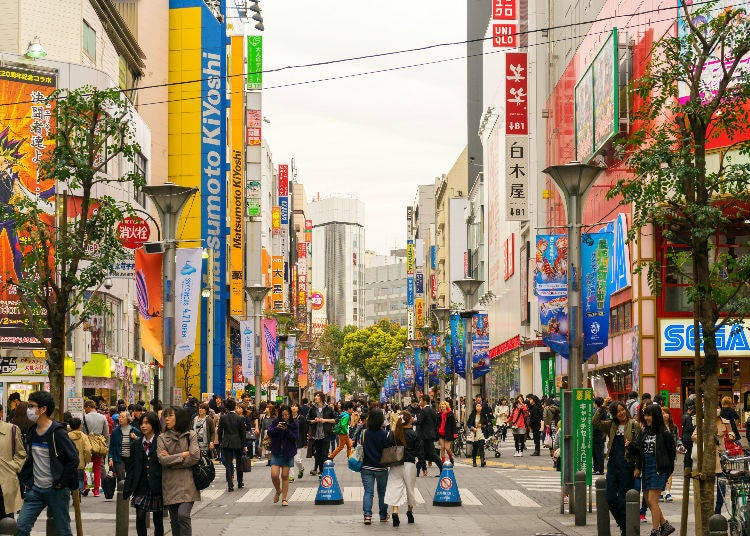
[48,341,66,422]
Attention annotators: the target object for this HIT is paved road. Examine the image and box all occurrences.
[28,438,694,535]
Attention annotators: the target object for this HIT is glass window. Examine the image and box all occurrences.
[83,20,96,60]
[609,306,620,333]
[623,302,632,330]
[133,153,147,206]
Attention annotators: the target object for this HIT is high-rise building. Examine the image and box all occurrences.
[308,196,366,328]
[364,250,408,327]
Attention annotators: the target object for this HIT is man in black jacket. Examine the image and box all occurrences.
[592,397,607,474]
[218,398,247,491]
[416,395,443,476]
[308,392,336,476]
[527,395,543,456]
[17,391,79,536]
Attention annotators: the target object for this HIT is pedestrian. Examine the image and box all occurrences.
[626,391,639,418]
[695,408,729,516]
[308,392,336,476]
[593,400,639,536]
[17,391,79,536]
[290,402,307,482]
[109,410,140,481]
[437,400,456,464]
[527,395,543,456]
[67,418,91,498]
[124,412,164,536]
[681,397,695,471]
[268,405,298,506]
[0,403,26,518]
[193,403,215,457]
[259,402,276,464]
[384,410,421,527]
[330,400,341,452]
[83,398,109,497]
[592,397,607,475]
[494,398,510,442]
[467,401,491,467]
[628,403,676,536]
[217,398,247,492]
[360,408,389,525]
[130,404,145,430]
[415,395,443,477]
[720,395,742,445]
[329,401,353,460]
[349,410,363,448]
[660,407,684,503]
[508,395,529,457]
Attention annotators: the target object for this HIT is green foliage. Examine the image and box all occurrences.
[339,320,408,399]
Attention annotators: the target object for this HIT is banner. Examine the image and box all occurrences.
[135,249,163,364]
[472,313,490,379]
[240,319,254,383]
[450,313,466,378]
[261,318,277,383]
[398,362,406,393]
[582,231,614,360]
[535,235,569,357]
[315,365,323,392]
[174,248,202,363]
[285,334,296,382]
[404,354,415,390]
[322,370,329,395]
[415,348,424,390]
[427,334,441,383]
[298,349,309,388]
[230,36,245,317]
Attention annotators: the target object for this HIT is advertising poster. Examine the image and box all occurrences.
[415,347,424,389]
[450,313,466,378]
[230,36,245,317]
[427,334,441,383]
[285,334,296,381]
[298,349,309,388]
[582,231,614,359]
[593,29,618,151]
[535,235,569,357]
[472,313,490,379]
[404,354,415,390]
[398,362,406,393]
[240,319,254,383]
[135,249,163,364]
[575,67,594,162]
[261,318,277,383]
[174,248,202,363]
[0,66,56,346]
[573,388,593,485]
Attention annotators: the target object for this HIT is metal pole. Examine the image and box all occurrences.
[163,209,175,407]
[254,298,262,408]
[464,314,473,421]
[115,479,129,536]
[680,469,691,536]
[279,337,287,402]
[206,247,215,395]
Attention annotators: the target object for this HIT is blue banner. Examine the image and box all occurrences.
[404,354,415,390]
[430,246,437,270]
[582,231,614,360]
[605,213,630,293]
[415,348,424,389]
[407,276,415,306]
[427,334,441,384]
[398,362,406,393]
[472,313,490,379]
[316,364,323,391]
[444,332,452,376]
[415,273,424,294]
[279,196,289,225]
[535,235,569,357]
[450,314,466,378]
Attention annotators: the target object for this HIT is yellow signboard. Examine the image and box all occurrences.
[230,36,245,316]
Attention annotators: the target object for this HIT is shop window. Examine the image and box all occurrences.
[609,302,633,334]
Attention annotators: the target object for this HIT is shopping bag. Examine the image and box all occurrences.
[240,454,253,473]
[102,472,116,500]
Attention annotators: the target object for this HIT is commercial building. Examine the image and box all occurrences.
[309,196,366,329]
[364,250,408,327]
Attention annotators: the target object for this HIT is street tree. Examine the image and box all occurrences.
[339,320,407,398]
[609,3,750,531]
[316,323,358,393]
[0,87,144,419]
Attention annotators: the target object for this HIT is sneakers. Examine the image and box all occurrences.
[660,521,676,536]
[513,450,521,457]
[380,514,390,523]
[363,515,372,525]
[298,469,304,479]
[664,493,673,503]
[289,475,295,483]
[640,514,647,523]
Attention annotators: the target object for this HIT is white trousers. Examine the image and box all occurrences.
[384,462,417,507]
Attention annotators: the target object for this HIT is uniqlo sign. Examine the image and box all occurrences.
[493,24,517,48]
[505,52,528,135]
[492,0,516,20]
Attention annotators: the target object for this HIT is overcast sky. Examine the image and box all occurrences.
[254,0,468,254]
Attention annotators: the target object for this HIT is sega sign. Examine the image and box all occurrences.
[660,319,750,357]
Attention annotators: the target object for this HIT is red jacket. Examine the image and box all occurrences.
[508,406,529,429]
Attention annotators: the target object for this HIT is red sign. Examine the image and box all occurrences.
[492,0,516,20]
[489,335,521,359]
[464,251,469,278]
[310,291,324,310]
[493,24,517,48]
[246,109,261,146]
[304,219,312,231]
[430,274,437,300]
[297,243,307,259]
[278,164,289,197]
[117,217,151,250]
[505,52,528,135]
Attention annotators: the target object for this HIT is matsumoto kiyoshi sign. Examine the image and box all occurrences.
[660,319,750,357]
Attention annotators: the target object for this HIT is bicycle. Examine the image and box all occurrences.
[484,427,503,458]
[720,452,750,536]
[453,423,469,457]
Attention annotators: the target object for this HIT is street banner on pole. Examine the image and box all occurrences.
[582,231,614,360]
[415,348,424,390]
[472,313,490,379]
[427,334,441,383]
[261,318,277,383]
[135,248,163,364]
[174,248,202,363]
[298,349,309,388]
[285,335,296,382]
[450,313,466,378]
[398,362,406,393]
[240,319,254,384]
[535,235,569,357]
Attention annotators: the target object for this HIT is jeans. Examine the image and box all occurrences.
[167,502,193,536]
[223,448,244,488]
[361,469,388,519]
[113,459,129,481]
[313,438,329,472]
[77,469,85,493]
[605,462,635,530]
[17,485,72,536]
[136,507,164,536]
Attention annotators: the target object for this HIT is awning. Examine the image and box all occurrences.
[64,353,112,378]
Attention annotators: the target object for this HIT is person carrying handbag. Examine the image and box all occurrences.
[83,399,109,497]
[383,411,422,527]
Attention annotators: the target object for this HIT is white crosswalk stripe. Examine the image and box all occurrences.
[495,489,541,507]
[344,486,363,501]
[458,488,482,506]
[201,489,225,501]
[237,487,273,502]
[414,488,425,504]
[289,487,317,502]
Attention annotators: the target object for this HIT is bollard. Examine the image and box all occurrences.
[0,517,17,535]
[115,479,129,536]
[575,470,587,526]
[708,514,728,536]
[625,489,640,536]
[595,477,610,536]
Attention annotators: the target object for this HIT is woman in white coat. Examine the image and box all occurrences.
[383,411,422,527]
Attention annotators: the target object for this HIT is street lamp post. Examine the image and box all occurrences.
[542,161,604,512]
[453,278,483,423]
[142,183,198,407]
[432,306,451,403]
[245,284,270,408]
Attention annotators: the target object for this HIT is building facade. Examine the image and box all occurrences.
[364,251,408,327]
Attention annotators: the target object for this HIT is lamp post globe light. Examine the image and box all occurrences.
[431,306,451,402]
[452,278,483,422]
[245,284,271,407]
[541,160,604,512]
[142,182,198,407]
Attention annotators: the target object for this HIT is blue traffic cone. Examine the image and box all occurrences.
[432,461,462,506]
[315,459,344,505]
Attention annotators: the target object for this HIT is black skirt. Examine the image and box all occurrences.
[131,488,163,512]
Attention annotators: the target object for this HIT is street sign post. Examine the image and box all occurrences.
[573,388,593,486]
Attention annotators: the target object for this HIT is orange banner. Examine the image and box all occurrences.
[298,349,309,388]
[135,248,163,364]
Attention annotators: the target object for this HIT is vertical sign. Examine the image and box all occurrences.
[135,249,164,364]
[278,164,289,196]
[174,248,203,362]
[246,109,261,146]
[505,52,529,221]
[230,36,245,316]
[535,235,569,357]
[573,388,593,486]
[271,256,284,311]
[272,206,281,231]
[505,52,528,135]
[504,233,515,280]
[450,313,466,378]
[407,240,415,339]
[240,319,254,383]
[582,231,614,359]
[472,314,490,379]
[305,219,312,242]
[492,0,516,19]
[247,35,262,89]
[493,24,517,47]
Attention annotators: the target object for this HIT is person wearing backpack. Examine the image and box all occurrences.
[158,407,200,536]
[329,401,353,461]
[17,391,79,536]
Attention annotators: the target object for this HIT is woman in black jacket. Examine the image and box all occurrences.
[383,411,422,527]
[628,403,676,536]
[466,402,493,467]
[124,412,163,536]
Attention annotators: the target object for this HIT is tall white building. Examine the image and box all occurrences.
[308,196,366,328]
[364,250,408,327]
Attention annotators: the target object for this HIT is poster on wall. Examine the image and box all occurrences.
[535,235,569,357]
[472,313,490,379]
[593,29,619,152]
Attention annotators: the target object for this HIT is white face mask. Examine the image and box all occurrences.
[27,407,39,423]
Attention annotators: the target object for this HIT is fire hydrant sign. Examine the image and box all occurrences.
[117,216,151,250]
[573,388,593,486]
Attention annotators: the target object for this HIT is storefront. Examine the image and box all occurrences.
[0,350,50,407]
[487,336,521,402]
[64,353,118,405]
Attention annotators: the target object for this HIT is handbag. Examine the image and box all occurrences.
[246,430,258,442]
[379,443,404,467]
[348,431,365,472]
[83,415,109,456]
[239,453,252,473]
[543,426,553,449]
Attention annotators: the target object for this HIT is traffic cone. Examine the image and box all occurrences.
[315,459,344,505]
[432,461,462,506]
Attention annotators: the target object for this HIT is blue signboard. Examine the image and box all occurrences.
[450,313,466,378]
[605,213,630,293]
[427,334,441,384]
[472,313,490,379]
[407,276,415,306]
[430,246,437,270]
[415,273,424,295]
[279,196,289,225]
[582,231,614,360]
[398,362,406,393]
